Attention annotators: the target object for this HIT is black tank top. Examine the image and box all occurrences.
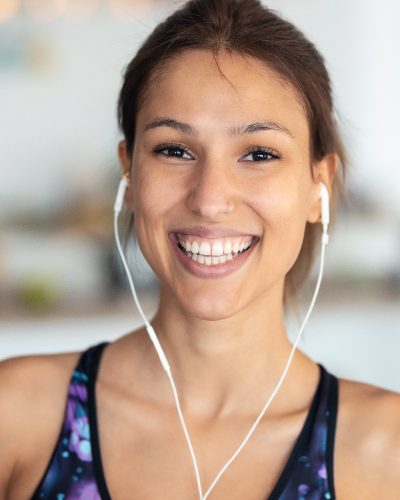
[31,342,338,499]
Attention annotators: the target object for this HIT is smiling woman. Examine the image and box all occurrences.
[120,48,330,322]
[118,5,347,307]
[1,1,400,500]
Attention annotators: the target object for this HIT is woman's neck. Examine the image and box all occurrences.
[146,284,308,419]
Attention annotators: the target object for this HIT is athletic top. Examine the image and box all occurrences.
[31,342,338,500]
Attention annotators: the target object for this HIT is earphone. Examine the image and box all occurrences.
[113,179,330,500]
[319,181,330,244]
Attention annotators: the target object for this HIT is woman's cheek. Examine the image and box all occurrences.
[132,169,182,272]
[134,167,175,218]
[256,186,308,268]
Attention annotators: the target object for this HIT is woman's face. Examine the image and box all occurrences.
[121,49,325,320]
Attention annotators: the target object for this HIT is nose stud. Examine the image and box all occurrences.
[224,202,234,214]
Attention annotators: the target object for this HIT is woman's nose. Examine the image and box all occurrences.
[186,160,236,219]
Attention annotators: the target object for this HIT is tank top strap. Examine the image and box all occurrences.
[308,364,338,495]
[74,342,109,383]
[31,341,110,500]
[270,363,338,499]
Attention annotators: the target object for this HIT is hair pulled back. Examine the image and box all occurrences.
[117,0,346,306]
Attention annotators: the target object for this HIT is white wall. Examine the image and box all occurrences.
[1,0,400,213]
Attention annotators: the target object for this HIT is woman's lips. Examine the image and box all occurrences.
[168,232,258,279]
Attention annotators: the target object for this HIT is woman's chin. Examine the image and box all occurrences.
[178,294,244,322]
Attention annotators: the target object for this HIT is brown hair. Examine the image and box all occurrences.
[117,0,346,308]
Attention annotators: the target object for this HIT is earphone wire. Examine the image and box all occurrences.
[202,229,328,499]
[113,184,329,500]
[113,208,204,499]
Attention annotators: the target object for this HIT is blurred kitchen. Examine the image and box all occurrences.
[1,0,399,389]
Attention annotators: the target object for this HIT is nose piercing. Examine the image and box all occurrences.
[224,202,234,214]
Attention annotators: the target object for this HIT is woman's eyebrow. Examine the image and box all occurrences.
[142,116,293,137]
[143,117,193,135]
[230,121,293,138]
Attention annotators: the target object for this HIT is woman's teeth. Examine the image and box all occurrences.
[177,236,253,266]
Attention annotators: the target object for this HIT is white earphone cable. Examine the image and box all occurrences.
[113,209,204,499]
[113,188,329,500]
[202,230,328,499]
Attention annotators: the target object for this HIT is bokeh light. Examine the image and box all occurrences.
[0,0,20,22]
[107,0,154,20]
[64,0,99,21]
[23,0,68,22]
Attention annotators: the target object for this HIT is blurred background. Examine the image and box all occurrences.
[1,0,399,390]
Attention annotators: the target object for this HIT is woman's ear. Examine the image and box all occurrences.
[117,140,134,208]
[307,153,339,224]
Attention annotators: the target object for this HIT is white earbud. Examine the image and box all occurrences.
[319,182,330,245]
[114,176,129,213]
[319,182,330,225]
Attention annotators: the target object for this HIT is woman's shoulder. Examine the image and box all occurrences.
[0,349,81,413]
[338,374,400,435]
[0,349,82,499]
[335,374,400,498]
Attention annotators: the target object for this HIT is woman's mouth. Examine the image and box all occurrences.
[177,234,255,264]
[169,232,259,278]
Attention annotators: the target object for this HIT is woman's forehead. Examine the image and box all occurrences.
[136,49,308,141]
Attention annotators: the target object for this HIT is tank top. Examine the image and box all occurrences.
[31,342,338,499]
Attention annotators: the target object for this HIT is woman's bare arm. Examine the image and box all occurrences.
[0,352,79,500]
[335,379,400,498]
[0,357,29,500]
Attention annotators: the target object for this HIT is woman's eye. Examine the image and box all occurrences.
[152,143,280,163]
[242,148,280,162]
[153,143,192,160]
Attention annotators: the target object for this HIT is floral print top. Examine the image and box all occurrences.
[31,342,338,499]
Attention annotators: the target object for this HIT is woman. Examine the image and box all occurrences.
[1,0,399,498]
